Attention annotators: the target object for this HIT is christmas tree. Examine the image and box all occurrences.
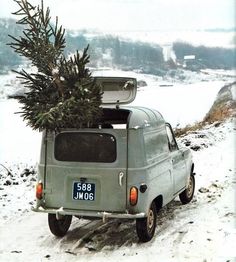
[9,0,103,131]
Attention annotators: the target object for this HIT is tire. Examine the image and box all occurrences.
[48,214,72,237]
[136,201,157,242]
[179,174,195,204]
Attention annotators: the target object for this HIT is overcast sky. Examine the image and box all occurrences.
[0,0,235,32]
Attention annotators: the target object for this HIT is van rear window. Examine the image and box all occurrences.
[55,132,116,163]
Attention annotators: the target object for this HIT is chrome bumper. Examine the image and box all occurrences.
[32,206,146,221]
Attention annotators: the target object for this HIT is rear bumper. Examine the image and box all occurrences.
[32,206,146,220]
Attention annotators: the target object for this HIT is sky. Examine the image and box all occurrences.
[0,0,235,32]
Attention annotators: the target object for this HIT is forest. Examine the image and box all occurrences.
[0,18,235,75]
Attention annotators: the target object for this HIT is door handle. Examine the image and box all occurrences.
[119,172,124,186]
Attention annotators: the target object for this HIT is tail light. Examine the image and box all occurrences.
[130,186,138,206]
[36,182,43,199]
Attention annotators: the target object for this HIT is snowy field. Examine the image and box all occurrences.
[0,69,235,261]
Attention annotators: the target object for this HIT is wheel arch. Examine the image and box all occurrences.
[191,163,195,174]
[153,195,163,212]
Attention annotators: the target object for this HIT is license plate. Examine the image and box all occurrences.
[73,182,95,201]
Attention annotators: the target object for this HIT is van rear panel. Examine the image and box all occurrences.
[41,129,128,213]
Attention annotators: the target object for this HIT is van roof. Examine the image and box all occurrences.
[101,106,165,129]
[125,106,165,129]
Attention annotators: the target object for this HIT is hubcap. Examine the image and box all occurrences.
[147,209,154,230]
[186,176,193,198]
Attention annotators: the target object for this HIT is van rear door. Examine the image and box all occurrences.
[44,129,128,213]
[95,76,137,105]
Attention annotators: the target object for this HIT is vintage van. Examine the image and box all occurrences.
[33,77,195,242]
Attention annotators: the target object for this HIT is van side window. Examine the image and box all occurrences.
[166,124,178,151]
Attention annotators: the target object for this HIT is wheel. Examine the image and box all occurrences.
[179,174,195,204]
[48,214,72,237]
[136,201,157,242]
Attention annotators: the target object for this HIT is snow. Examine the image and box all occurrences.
[0,69,235,261]
[0,119,235,262]
[0,99,41,164]
[0,72,26,99]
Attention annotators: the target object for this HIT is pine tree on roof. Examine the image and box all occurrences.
[8,0,102,131]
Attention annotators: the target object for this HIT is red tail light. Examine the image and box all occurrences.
[36,182,43,199]
[130,186,138,206]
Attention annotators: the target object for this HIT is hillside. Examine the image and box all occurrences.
[0,18,23,72]
[174,81,236,138]
[203,82,236,123]
[173,42,235,70]
[0,18,235,75]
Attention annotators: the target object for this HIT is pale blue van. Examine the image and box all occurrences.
[33,77,195,242]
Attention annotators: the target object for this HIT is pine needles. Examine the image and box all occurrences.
[9,0,102,131]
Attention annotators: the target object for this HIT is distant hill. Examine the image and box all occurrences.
[204,27,236,33]
[173,42,235,70]
[65,34,164,75]
[0,18,235,75]
[0,18,23,73]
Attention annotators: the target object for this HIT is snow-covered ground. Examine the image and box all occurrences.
[0,69,235,261]
[0,119,235,262]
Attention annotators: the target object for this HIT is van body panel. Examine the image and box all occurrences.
[171,149,187,194]
[126,121,174,214]
[40,129,128,212]
[127,156,173,214]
